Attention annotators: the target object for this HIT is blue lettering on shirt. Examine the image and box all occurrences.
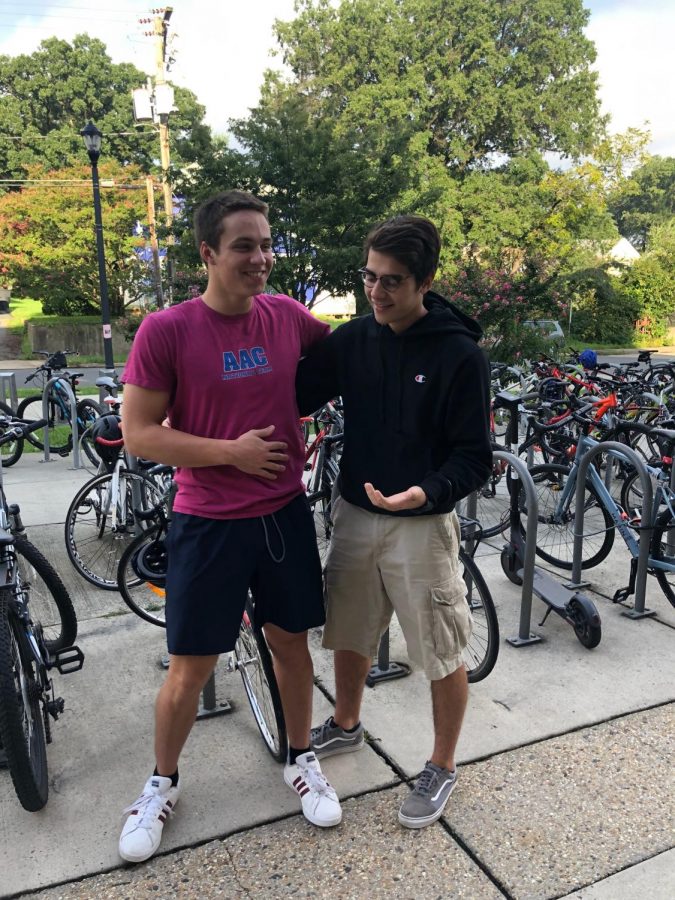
[222,347,271,379]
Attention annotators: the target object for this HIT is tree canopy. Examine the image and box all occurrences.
[0,162,149,316]
[274,0,605,170]
[607,156,675,251]
[0,35,211,185]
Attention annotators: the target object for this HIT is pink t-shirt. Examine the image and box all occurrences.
[122,294,329,519]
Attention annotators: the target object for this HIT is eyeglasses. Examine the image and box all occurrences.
[358,268,413,293]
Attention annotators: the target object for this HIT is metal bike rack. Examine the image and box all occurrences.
[0,371,18,412]
[366,627,411,686]
[197,668,233,719]
[572,441,656,619]
[39,375,82,468]
[158,654,233,718]
[494,450,543,646]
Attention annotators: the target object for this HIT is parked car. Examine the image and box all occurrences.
[524,319,565,343]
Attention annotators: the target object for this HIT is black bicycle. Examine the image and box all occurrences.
[0,416,84,811]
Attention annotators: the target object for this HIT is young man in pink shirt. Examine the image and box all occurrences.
[118,190,341,863]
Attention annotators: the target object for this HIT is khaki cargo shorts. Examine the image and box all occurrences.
[323,496,472,681]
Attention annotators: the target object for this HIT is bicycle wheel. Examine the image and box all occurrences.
[116,523,167,627]
[14,537,77,653]
[234,596,287,762]
[517,463,615,570]
[650,509,675,608]
[65,469,165,589]
[460,549,499,683]
[307,456,339,565]
[17,393,72,455]
[76,398,105,466]
[0,590,49,810]
[474,461,511,538]
[0,400,24,467]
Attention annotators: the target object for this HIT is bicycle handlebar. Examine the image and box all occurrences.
[0,417,48,447]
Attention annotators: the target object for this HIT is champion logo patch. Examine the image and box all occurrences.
[414,374,427,383]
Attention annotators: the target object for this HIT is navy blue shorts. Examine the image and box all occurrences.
[164,493,325,655]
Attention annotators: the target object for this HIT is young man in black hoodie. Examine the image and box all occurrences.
[296,214,492,829]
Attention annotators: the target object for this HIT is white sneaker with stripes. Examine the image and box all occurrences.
[284,751,342,827]
[118,774,180,862]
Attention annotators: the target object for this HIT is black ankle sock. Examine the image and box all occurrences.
[288,746,310,765]
[154,766,179,787]
[331,716,361,734]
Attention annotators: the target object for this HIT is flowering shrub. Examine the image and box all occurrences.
[172,267,207,302]
[437,262,566,363]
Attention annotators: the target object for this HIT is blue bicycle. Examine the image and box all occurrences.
[515,407,675,608]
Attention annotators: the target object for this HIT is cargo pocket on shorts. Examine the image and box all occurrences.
[430,576,472,657]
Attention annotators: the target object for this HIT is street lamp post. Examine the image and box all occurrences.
[80,121,116,379]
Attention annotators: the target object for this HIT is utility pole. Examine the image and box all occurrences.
[136,7,175,303]
[145,176,164,308]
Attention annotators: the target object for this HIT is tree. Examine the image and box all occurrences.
[275,0,606,170]
[607,156,675,251]
[173,80,412,308]
[0,163,150,316]
[0,35,212,184]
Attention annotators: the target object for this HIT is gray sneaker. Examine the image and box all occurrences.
[310,717,364,758]
[398,761,457,829]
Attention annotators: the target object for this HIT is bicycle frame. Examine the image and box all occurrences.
[550,432,675,576]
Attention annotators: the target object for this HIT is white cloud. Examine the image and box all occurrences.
[586,5,675,156]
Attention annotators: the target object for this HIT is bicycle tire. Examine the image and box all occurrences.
[517,463,615,570]
[474,461,511,539]
[234,596,287,762]
[650,509,675,608]
[65,469,165,590]
[0,590,49,810]
[14,537,77,653]
[116,523,167,627]
[17,392,72,455]
[460,549,499,683]
[76,398,106,466]
[307,456,339,565]
[0,400,24,467]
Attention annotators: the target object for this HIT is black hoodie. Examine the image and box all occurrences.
[296,290,492,516]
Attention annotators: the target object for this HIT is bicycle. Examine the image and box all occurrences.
[457,518,500,682]
[115,490,287,761]
[64,414,170,590]
[0,415,83,811]
[17,350,106,465]
[302,402,344,563]
[514,405,675,608]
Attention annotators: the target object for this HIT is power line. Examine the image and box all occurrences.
[0,12,130,22]
[1,2,144,11]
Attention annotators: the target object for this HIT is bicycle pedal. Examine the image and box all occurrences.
[57,448,71,458]
[612,587,633,604]
[47,697,65,720]
[51,645,85,674]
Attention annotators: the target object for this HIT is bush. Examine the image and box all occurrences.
[558,267,637,345]
[618,257,675,344]
[437,261,566,363]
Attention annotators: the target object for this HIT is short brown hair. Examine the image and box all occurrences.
[364,215,440,286]
[194,190,269,251]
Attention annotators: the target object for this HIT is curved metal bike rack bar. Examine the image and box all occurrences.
[572,441,654,618]
[40,375,81,469]
[493,450,541,644]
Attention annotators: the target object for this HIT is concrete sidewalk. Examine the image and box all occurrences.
[0,455,672,899]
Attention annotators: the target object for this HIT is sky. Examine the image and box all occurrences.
[0,0,673,159]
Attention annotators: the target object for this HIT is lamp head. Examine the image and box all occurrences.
[80,121,102,163]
